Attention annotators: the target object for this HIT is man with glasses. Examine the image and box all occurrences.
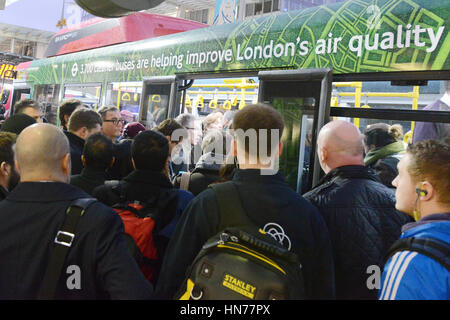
[98,106,124,142]
[98,106,129,180]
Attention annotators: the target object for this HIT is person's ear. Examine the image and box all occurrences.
[276,141,283,158]
[164,156,170,172]
[61,153,71,177]
[231,139,237,157]
[15,160,21,175]
[0,161,9,176]
[80,127,88,140]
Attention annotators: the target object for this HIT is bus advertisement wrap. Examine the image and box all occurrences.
[27,0,449,85]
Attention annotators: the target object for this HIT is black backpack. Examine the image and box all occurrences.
[176,181,306,300]
[385,237,450,271]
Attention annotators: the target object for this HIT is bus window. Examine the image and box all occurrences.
[34,84,61,125]
[181,77,258,118]
[332,80,450,143]
[141,84,171,128]
[271,97,315,193]
[105,81,142,121]
[63,84,102,110]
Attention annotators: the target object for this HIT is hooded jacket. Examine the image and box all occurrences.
[379,213,450,300]
[364,141,405,188]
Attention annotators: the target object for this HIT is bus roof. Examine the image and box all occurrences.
[23,0,450,85]
[44,12,207,57]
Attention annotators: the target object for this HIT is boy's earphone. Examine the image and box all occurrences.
[416,182,428,197]
[413,182,427,221]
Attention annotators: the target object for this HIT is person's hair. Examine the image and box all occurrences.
[68,107,103,132]
[59,99,82,128]
[97,105,120,120]
[406,139,450,204]
[231,103,284,158]
[201,129,228,155]
[155,118,185,143]
[0,113,36,135]
[83,133,114,171]
[131,130,169,172]
[364,123,403,148]
[13,99,39,115]
[0,132,17,165]
[175,113,198,128]
[202,112,223,130]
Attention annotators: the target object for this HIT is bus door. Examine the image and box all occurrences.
[11,85,31,111]
[140,76,182,128]
[258,68,333,194]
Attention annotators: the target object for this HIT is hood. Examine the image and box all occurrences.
[364,141,405,166]
[401,214,450,244]
[195,152,225,171]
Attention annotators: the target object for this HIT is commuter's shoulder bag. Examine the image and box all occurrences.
[38,198,97,299]
[385,237,450,271]
[176,181,306,300]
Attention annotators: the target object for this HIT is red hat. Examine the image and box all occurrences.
[123,122,146,139]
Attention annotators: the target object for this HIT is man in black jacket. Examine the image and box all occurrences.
[93,130,194,284]
[156,104,335,300]
[65,107,103,175]
[70,132,115,195]
[0,132,19,200]
[0,123,153,299]
[303,120,412,300]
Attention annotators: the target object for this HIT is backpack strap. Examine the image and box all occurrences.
[180,172,191,191]
[385,237,450,272]
[209,181,253,230]
[38,198,97,300]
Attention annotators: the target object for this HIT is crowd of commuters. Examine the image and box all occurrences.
[0,97,448,300]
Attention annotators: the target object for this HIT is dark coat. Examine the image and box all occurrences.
[173,152,223,196]
[65,131,84,176]
[0,185,7,201]
[155,169,336,300]
[93,170,194,285]
[70,167,108,196]
[106,139,134,180]
[0,182,153,299]
[303,165,413,300]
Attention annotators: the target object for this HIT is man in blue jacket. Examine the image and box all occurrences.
[156,104,335,300]
[379,139,449,300]
[0,123,153,299]
[303,120,411,299]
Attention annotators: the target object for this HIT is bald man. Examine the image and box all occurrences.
[0,123,153,299]
[304,120,412,300]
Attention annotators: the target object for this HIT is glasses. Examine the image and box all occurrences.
[104,119,125,125]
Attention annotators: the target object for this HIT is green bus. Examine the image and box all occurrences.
[12,0,450,193]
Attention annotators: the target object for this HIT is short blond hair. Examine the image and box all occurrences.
[202,112,223,130]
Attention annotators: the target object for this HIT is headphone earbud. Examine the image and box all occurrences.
[416,188,427,196]
[416,182,428,197]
